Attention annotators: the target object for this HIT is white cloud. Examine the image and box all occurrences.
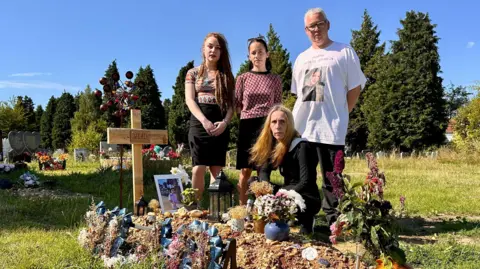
[466,42,475,49]
[8,72,52,77]
[0,80,81,92]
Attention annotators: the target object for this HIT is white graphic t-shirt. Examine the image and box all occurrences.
[291,42,366,145]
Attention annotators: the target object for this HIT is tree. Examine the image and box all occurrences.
[0,98,26,138]
[364,11,447,151]
[34,105,44,132]
[40,96,56,149]
[347,10,384,152]
[71,85,100,132]
[52,92,76,150]
[133,65,166,130]
[452,84,480,152]
[444,83,471,119]
[168,61,194,146]
[163,98,171,128]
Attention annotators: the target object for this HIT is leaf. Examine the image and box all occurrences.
[370,226,381,249]
[351,182,364,189]
[346,211,355,223]
[340,200,352,212]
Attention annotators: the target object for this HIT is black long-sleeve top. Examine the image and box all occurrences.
[259,139,321,214]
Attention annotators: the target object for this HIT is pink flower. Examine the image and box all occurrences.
[327,172,344,199]
[329,235,337,244]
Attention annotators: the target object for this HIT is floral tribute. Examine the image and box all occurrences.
[35,152,68,170]
[329,151,410,269]
[252,186,305,223]
[142,144,183,161]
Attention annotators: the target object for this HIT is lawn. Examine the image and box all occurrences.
[0,156,479,268]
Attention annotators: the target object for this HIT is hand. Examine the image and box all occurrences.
[210,120,227,136]
[201,118,215,135]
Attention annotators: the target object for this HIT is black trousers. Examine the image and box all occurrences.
[309,142,345,226]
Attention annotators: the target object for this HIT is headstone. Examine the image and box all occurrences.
[74,148,89,162]
[100,141,119,153]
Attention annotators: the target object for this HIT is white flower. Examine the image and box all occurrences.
[108,147,113,152]
[278,189,306,212]
[170,167,178,174]
[77,229,89,248]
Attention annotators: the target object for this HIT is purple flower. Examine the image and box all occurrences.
[327,172,344,199]
[334,150,345,174]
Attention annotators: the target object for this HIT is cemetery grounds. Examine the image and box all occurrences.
[0,150,480,268]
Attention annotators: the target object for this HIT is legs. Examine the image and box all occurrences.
[192,165,207,201]
[313,143,345,226]
[238,168,252,205]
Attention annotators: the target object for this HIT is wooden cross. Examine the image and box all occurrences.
[107,109,168,214]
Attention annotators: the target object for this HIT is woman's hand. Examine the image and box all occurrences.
[210,120,227,136]
[201,118,215,135]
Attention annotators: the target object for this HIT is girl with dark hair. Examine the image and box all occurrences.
[235,35,282,205]
[185,32,235,201]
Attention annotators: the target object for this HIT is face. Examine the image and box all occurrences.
[310,71,320,85]
[248,41,269,69]
[270,111,288,141]
[304,12,330,47]
[203,36,222,63]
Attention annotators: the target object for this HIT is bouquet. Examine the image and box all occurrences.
[254,192,299,223]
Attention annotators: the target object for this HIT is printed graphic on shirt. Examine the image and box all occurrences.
[302,67,325,102]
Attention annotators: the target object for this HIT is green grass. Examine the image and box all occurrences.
[0,157,480,268]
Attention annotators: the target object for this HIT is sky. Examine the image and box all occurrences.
[0,0,478,108]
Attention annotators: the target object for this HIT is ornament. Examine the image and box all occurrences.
[99,77,108,85]
[125,80,133,88]
[112,72,120,81]
[103,84,112,93]
[94,90,102,97]
[100,104,108,111]
[125,71,133,79]
[301,247,318,261]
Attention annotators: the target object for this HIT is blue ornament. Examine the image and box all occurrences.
[154,145,162,154]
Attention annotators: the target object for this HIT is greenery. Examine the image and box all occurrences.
[347,9,384,152]
[0,98,26,139]
[168,60,194,147]
[452,83,480,152]
[52,91,76,150]
[34,104,44,132]
[133,65,166,130]
[1,155,479,268]
[40,96,56,149]
[364,11,447,151]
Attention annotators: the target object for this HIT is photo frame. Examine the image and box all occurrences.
[154,174,185,213]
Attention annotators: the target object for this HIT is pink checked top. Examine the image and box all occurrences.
[235,71,282,119]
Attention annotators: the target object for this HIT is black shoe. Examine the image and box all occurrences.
[300,225,313,235]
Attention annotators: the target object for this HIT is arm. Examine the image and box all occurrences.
[293,142,317,193]
[347,85,361,113]
[211,92,234,136]
[235,75,243,115]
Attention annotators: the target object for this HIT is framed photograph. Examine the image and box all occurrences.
[153,174,185,213]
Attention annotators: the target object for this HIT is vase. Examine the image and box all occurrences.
[264,220,290,241]
[253,219,266,233]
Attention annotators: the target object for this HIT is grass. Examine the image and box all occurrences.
[0,156,479,268]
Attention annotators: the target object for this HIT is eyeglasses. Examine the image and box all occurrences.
[247,34,266,45]
[305,20,328,31]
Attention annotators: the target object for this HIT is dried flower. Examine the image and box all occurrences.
[228,206,248,220]
[249,181,273,198]
[148,199,160,213]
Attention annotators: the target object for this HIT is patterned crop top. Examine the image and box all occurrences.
[186,66,217,104]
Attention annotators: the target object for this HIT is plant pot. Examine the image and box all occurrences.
[62,160,66,170]
[264,220,289,241]
[253,219,266,233]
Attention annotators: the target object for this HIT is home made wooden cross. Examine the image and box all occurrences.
[107,109,168,214]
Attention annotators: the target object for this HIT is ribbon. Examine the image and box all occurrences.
[120,213,134,238]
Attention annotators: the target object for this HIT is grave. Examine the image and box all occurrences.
[74,148,89,162]
[6,131,41,162]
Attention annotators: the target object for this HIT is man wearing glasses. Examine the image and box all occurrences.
[290,8,367,228]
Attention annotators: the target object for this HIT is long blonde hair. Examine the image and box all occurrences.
[250,105,300,168]
[198,32,235,113]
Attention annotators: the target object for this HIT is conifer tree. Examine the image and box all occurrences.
[52,92,76,150]
[40,96,56,149]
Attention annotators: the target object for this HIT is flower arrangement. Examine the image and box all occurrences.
[254,192,299,223]
[142,144,182,161]
[329,151,408,268]
[35,152,66,170]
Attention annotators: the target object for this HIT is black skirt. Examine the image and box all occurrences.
[236,117,266,169]
[188,103,229,166]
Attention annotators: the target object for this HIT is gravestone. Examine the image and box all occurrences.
[7,131,41,162]
[74,148,89,162]
[100,141,119,154]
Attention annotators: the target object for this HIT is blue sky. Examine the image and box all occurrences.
[0,0,478,108]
